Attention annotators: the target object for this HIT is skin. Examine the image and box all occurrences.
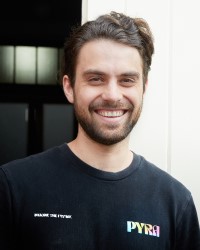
[63,39,147,172]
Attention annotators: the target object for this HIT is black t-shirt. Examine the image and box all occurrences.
[0,144,200,249]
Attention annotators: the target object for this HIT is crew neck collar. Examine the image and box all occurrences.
[60,143,142,181]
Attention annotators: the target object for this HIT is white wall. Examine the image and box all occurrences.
[82,0,200,217]
[169,0,200,217]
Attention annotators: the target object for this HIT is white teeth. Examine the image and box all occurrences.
[98,110,124,117]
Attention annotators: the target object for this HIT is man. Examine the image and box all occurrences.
[0,11,199,249]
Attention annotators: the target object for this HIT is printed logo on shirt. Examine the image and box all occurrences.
[34,213,72,219]
[127,221,160,237]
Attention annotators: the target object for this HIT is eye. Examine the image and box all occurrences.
[89,77,101,81]
[120,78,135,86]
[88,76,104,85]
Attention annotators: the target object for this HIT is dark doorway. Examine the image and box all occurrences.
[0,1,81,165]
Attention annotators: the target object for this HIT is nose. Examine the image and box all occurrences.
[101,81,123,102]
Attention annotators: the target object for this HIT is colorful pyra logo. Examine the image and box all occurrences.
[127,221,160,237]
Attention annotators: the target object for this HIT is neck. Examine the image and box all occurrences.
[68,131,133,173]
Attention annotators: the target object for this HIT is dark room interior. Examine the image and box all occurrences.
[0,0,81,165]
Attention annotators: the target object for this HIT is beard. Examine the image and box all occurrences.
[73,98,143,146]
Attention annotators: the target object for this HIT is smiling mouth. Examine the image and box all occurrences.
[96,110,126,117]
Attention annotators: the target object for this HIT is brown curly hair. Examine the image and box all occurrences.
[60,11,154,89]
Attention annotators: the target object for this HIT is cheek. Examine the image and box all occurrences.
[125,89,143,106]
[75,87,99,104]
[73,91,91,110]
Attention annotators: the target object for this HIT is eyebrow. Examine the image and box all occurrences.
[120,72,140,79]
[83,70,105,77]
[83,69,140,78]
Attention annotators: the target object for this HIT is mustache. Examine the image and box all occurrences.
[89,100,134,110]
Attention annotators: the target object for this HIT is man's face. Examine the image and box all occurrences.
[64,39,146,145]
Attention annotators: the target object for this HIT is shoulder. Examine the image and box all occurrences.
[0,144,69,179]
[136,154,192,202]
[136,154,198,229]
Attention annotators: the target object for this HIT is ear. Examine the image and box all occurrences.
[143,79,148,95]
[63,75,74,104]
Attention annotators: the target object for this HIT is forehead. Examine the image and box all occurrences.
[76,39,143,74]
